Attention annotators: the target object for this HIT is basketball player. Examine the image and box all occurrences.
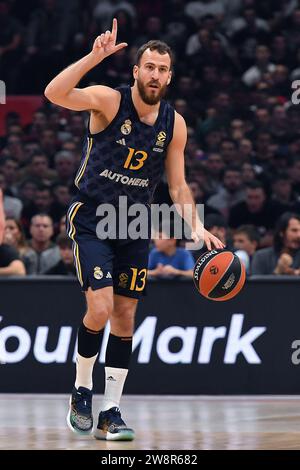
[44,19,224,441]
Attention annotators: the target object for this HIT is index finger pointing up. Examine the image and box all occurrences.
[111,18,117,40]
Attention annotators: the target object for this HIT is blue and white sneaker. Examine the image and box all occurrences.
[66,386,93,434]
[94,407,135,441]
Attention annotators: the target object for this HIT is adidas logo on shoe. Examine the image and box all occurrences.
[107,376,116,382]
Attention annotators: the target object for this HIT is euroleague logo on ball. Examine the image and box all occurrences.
[210,265,219,275]
[193,249,246,301]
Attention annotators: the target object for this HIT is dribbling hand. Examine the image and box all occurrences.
[91,18,128,62]
[191,229,225,251]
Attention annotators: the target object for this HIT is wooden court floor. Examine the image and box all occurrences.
[1,395,300,450]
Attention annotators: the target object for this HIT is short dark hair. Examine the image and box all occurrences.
[30,151,47,162]
[222,165,241,178]
[205,214,227,230]
[272,172,291,184]
[136,40,173,67]
[234,225,260,244]
[246,180,265,191]
[36,184,51,193]
[56,233,72,249]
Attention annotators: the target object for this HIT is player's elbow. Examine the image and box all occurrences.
[169,183,188,200]
[44,84,64,104]
[44,85,54,102]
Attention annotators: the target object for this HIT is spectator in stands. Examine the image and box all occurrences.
[229,181,284,244]
[21,184,61,235]
[233,224,260,274]
[204,213,228,246]
[22,0,69,92]
[52,183,71,213]
[231,8,270,66]
[0,189,25,276]
[4,217,34,273]
[148,225,195,279]
[45,233,75,276]
[24,214,60,274]
[0,157,19,197]
[24,110,48,138]
[206,166,245,219]
[59,214,67,234]
[288,157,300,198]
[239,139,255,163]
[0,171,22,219]
[54,150,76,186]
[39,129,58,160]
[251,212,300,275]
[242,45,276,87]
[251,131,274,172]
[271,172,295,210]
[184,0,225,24]
[18,179,38,206]
[219,139,238,165]
[18,151,57,185]
[1,134,26,165]
[205,152,224,192]
[241,162,257,185]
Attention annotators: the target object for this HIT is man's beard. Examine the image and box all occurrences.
[137,79,168,105]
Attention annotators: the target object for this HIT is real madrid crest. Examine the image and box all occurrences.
[121,119,132,135]
[94,266,103,280]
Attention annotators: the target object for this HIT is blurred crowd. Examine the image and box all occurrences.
[1,0,300,277]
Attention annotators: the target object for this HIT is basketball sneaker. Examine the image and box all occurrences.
[94,407,135,441]
[66,386,93,434]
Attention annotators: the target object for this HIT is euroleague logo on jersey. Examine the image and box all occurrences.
[153,130,167,153]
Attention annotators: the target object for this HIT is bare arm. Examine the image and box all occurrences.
[44,18,127,111]
[0,260,26,276]
[165,113,224,251]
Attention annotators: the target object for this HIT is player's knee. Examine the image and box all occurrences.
[111,305,135,335]
[112,304,135,321]
[86,298,113,325]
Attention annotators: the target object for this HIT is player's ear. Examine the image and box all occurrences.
[133,65,139,80]
[167,71,172,85]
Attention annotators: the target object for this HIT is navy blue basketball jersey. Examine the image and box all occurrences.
[74,85,175,205]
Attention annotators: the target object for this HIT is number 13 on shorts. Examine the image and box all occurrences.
[130,268,147,291]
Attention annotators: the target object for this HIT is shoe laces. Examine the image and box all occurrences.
[106,407,125,426]
[73,387,92,414]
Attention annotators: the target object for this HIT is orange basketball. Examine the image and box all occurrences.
[193,250,246,301]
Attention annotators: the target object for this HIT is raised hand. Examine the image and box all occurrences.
[91,18,128,62]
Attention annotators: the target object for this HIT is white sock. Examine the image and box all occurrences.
[102,367,128,411]
[75,353,98,390]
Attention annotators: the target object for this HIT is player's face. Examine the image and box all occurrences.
[134,49,172,105]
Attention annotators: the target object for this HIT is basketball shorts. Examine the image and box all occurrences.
[66,199,150,299]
